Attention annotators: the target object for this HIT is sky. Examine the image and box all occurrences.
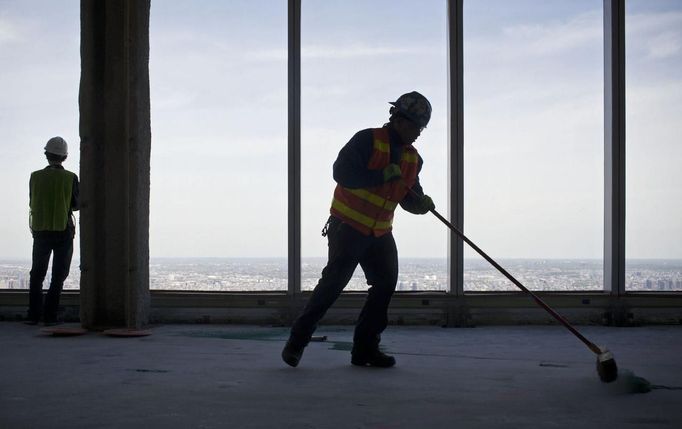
[0,0,680,261]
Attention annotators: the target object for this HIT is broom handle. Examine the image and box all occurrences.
[409,188,602,355]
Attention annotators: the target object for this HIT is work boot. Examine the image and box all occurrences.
[25,311,41,325]
[43,315,61,327]
[281,340,305,367]
[351,347,396,368]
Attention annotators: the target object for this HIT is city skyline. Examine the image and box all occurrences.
[2,257,680,292]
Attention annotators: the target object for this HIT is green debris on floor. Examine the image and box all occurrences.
[329,341,354,351]
[178,329,288,341]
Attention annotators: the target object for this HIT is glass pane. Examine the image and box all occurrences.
[301,0,448,291]
[625,0,682,291]
[0,1,80,290]
[464,0,604,291]
[149,1,287,291]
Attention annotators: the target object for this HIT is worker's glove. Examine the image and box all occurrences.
[415,194,435,214]
[382,163,402,182]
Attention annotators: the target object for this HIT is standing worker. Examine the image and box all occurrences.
[26,137,79,326]
[282,91,435,368]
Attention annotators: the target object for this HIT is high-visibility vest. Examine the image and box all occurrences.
[29,168,75,232]
[330,128,419,237]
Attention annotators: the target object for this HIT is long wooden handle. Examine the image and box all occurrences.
[408,186,602,355]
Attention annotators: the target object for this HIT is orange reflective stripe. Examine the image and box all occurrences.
[368,128,391,169]
[373,128,390,153]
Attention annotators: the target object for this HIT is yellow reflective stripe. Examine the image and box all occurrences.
[332,199,393,230]
[384,200,398,211]
[332,200,374,228]
[346,188,398,211]
[374,219,392,229]
[402,152,418,163]
[374,139,389,153]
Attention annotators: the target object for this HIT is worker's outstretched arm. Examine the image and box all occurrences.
[399,157,434,215]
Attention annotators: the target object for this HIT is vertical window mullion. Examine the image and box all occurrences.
[604,0,626,296]
[288,0,302,295]
[448,0,464,296]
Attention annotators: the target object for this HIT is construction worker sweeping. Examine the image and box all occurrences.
[26,137,79,326]
[282,91,435,368]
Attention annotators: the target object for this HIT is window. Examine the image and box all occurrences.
[625,0,682,291]
[300,0,448,291]
[149,1,288,291]
[0,0,80,290]
[464,0,604,291]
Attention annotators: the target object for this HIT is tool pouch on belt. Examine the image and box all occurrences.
[321,216,342,237]
[321,216,332,237]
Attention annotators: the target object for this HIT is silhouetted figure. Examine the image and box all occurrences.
[26,137,80,326]
[282,92,435,368]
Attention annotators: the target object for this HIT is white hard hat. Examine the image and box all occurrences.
[45,136,68,156]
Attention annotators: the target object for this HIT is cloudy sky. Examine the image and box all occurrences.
[0,0,680,261]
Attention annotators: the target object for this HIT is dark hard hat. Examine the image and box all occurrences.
[389,91,432,128]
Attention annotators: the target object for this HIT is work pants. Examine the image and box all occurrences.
[28,234,74,322]
[290,217,399,350]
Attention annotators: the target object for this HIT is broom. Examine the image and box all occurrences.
[409,188,618,383]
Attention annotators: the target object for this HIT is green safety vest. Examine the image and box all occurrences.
[29,168,75,232]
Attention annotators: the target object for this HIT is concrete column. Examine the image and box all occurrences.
[79,0,151,329]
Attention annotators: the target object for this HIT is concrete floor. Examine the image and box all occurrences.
[1,323,681,429]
